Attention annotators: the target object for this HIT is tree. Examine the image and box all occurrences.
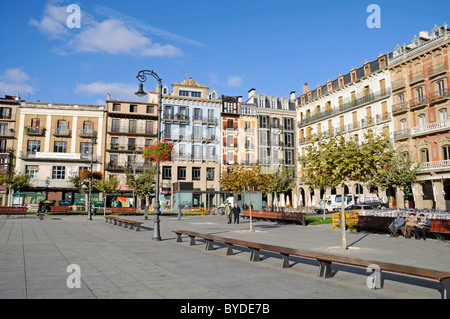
[126,167,156,220]
[96,178,119,216]
[0,172,32,205]
[301,131,394,249]
[68,170,102,214]
[220,164,273,232]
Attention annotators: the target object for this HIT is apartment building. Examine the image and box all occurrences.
[158,77,222,209]
[15,101,105,206]
[0,95,20,205]
[220,95,258,171]
[246,89,297,172]
[103,98,159,207]
[388,24,450,210]
[296,54,392,207]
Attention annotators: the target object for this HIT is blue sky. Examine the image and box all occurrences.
[1,0,449,105]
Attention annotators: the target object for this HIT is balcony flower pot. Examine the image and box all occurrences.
[143,140,174,162]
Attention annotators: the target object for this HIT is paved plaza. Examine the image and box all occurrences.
[0,213,449,301]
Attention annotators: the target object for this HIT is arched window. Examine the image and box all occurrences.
[420,148,429,163]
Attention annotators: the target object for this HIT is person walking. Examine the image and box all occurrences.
[38,200,43,214]
[225,203,232,224]
[232,203,240,224]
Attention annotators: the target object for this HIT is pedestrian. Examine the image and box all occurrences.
[38,200,43,214]
[389,213,404,237]
[242,202,248,210]
[225,203,232,224]
[232,203,240,224]
[414,214,431,240]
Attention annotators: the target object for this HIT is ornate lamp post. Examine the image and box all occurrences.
[135,70,162,241]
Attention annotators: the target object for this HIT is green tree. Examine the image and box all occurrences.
[0,172,32,205]
[220,164,273,232]
[96,178,119,216]
[126,167,156,220]
[301,131,394,249]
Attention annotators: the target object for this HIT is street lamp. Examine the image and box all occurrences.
[135,69,162,241]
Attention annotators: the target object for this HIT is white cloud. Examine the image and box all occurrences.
[0,68,37,96]
[226,76,243,88]
[30,4,184,57]
[69,19,183,57]
[75,81,140,101]
[29,4,70,39]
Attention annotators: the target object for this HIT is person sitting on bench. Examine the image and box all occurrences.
[414,214,431,240]
[389,213,404,237]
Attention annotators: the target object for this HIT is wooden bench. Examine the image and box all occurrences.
[50,206,69,213]
[0,207,27,217]
[105,216,143,231]
[357,216,450,240]
[241,210,306,225]
[172,229,450,299]
[111,207,137,215]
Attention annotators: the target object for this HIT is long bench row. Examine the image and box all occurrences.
[241,210,306,225]
[105,216,143,231]
[173,229,450,299]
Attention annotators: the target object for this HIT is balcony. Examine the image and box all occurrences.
[105,162,152,172]
[78,129,96,138]
[420,160,450,171]
[163,114,189,123]
[428,89,450,105]
[192,117,218,125]
[0,129,14,138]
[409,71,425,85]
[392,101,410,114]
[162,133,188,141]
[391,79,406,91]
[410,96,427,110]
[25,127,46,136]
[52,128,71,137]
[412,119,450,137]
[428,62,448,78]
[106,144,146,153]
[0,153,11,173]
[393,129,410,141]
[108,127,156,136]
[20,151,101,162]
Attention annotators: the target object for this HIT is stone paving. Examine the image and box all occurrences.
[0,213,449,301]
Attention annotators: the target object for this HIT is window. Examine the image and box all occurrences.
[443,146,450,161]
[31,118,40,128]
[110,154,118,165]
[0,107,11,119]
[272,118,280,129]
[418,114,426,127]
[146,105,154,114]
[83,121,93,132]
[27,140,40,155]
[80,142,92,159]
[128,138,136,151]
[191,91,201,98]
[130,105,137,113]
[111,119,120,132]
[400,119,408,130]
[52,166,66,180]
[54,141,67,153]
[129,120,136,133]
[110,137,119,149]
[26,165,39,179]
[178,167,186,180]
[206,168,215,181]
[437,80,446,96]
[179,90,189,97]
[415,87,424,102]
[146,121,153,134]
[112,104,121,111]
[420,149,429,163]
[194,108,202,121]
[0,123,7,135]
[162,166,172,180]
[439,109,448,122]
[192,167,201,181]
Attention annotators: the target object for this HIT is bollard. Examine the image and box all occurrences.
[178,207,182,220]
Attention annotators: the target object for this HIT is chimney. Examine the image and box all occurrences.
[290,91,296,100]
[248,88,256,100]
[303,82,309,94]
[238,96,242,103]
[107,93,111,100]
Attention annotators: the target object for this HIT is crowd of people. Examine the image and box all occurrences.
[389,213,431,240]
